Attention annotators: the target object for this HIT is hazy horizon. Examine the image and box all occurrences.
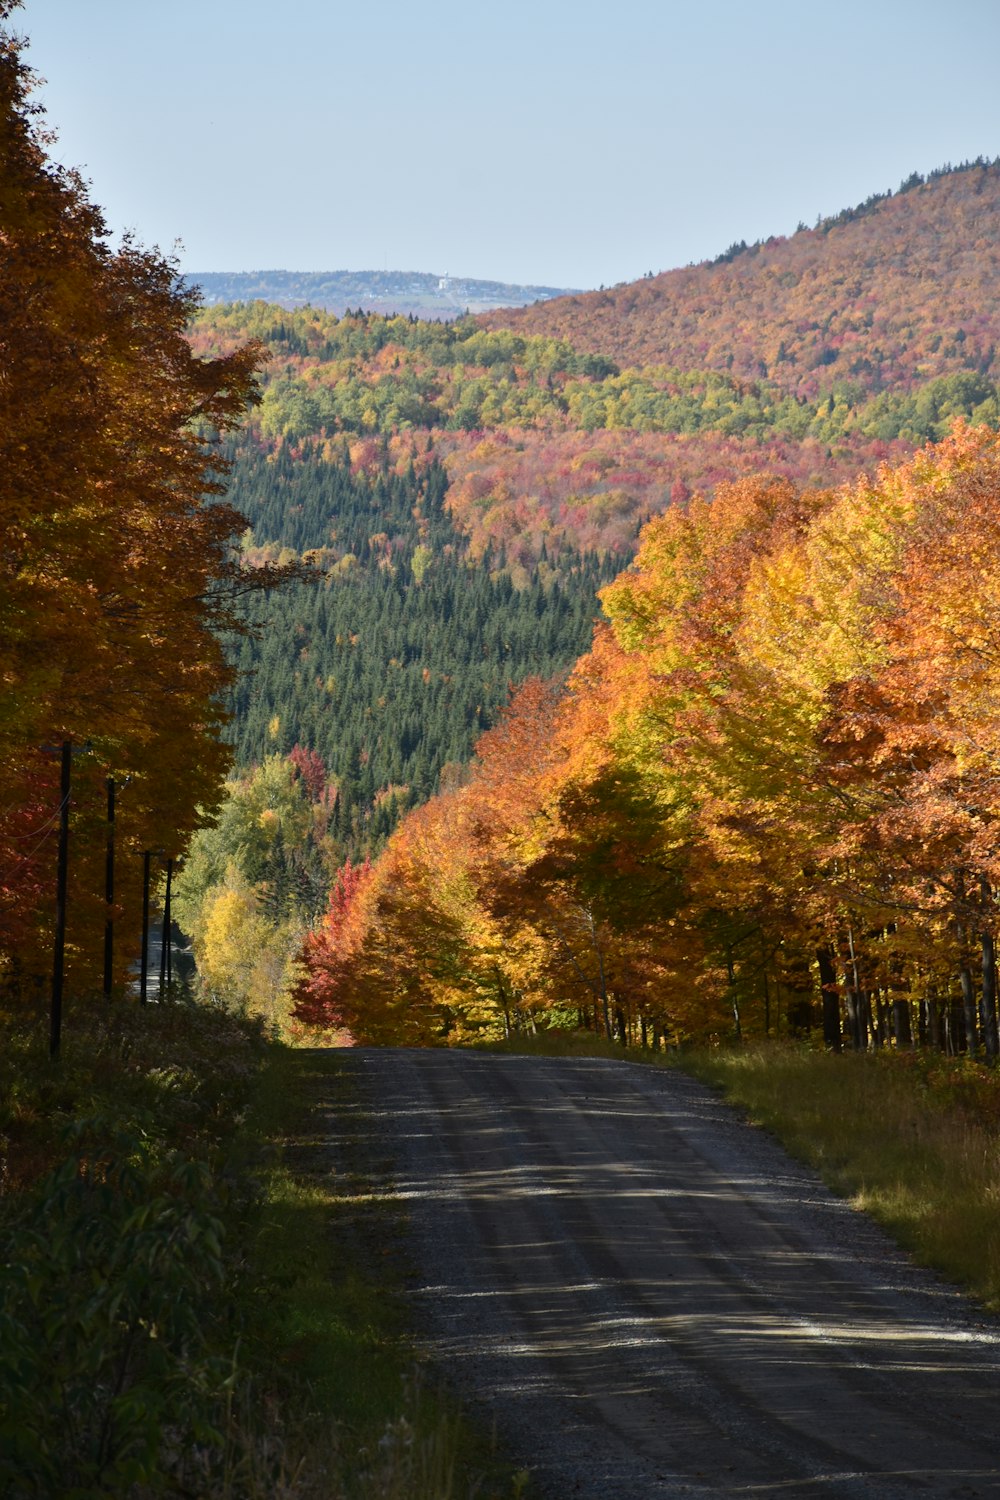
[23,0,1000,290]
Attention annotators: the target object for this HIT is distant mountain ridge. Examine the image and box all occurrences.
[186,268,580,319]
[481,160,1000,400]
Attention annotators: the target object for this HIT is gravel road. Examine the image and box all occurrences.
[346,1048,1000,1498]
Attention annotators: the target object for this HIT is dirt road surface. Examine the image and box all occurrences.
[347,1049,1000,1498]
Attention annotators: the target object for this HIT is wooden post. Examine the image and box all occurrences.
[165,858,173,992]
[140,850,151,1005]
[159,858,173,999]
[103,775,115,1000]
[50,740,71,1060]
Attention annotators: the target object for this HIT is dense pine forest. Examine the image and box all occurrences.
[224,444,616,851]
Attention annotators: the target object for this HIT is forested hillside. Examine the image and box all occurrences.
[481,161,1000,398]
[202,289,997,867]
[191,294,999,560]
[226,444,614,850]
[180,163,1000,1031]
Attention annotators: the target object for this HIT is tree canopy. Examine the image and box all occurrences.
[294,425,1000,1055]
[0,2,262,998]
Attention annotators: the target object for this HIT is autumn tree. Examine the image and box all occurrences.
[0,2,263,1000]
[292,421,1000,1051]
[171,756,335,1027]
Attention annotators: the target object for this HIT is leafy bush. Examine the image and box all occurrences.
[0,1116,237,1497]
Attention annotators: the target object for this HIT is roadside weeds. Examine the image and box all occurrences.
[680,1043,1000,1313]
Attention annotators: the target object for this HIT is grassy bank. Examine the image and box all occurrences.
[0,998,517,1498]
[0,994,266,1497]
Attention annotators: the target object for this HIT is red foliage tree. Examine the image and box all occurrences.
[289,744,328,802]
[293,857,371,1029]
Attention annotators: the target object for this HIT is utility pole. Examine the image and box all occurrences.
[50,740,71,1060]
[140,850,151,1005]
[165,858,174,991]
[103,775,115,1000]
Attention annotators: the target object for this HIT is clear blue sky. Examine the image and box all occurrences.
[20,0,1000,290]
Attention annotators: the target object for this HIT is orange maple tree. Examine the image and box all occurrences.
[0,3,263,999]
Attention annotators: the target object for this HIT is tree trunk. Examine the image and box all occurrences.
[843,926,866,1049]
[980,915,999,1061]
[496,969,512,1039]
[817,947,841,1052]
[726,945,742,1043]
[959,961,979,1057]
[593,923,613,1041]
[948,997,966,1056]
[892,997,912,1048]
[873,993,889,1049]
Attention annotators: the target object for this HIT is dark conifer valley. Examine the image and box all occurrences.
[225,444,615,857]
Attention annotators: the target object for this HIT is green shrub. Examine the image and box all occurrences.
[0,1115,238,1497]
